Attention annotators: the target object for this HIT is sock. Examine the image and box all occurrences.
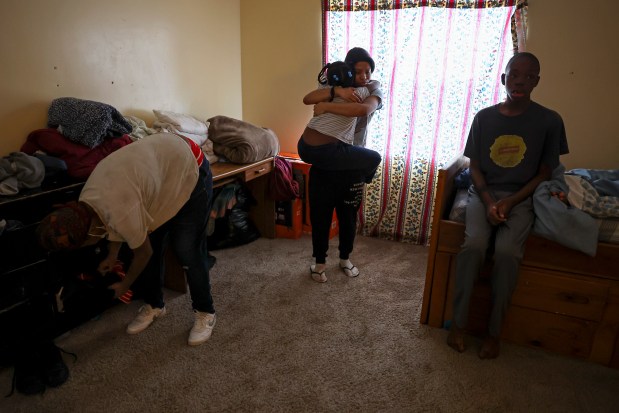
[339,259,360,276]
[310,263,327,283]
[311,263,326,273]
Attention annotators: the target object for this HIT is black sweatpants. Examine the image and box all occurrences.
[308,167,365,264]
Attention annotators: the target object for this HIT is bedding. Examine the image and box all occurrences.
[207,116,279,164]
[446,166,619,250]
[0,152,45,195]
[47,97,132,148]
[564,172,619,218]
[153,110,209,137]
[20,128,132,180]
[151,110,218,164]
[124,115,157,141]
[567,168,619,196]
[532,178,599,256]
[448,189,469,222]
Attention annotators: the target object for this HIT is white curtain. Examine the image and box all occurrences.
[323,1,525,244]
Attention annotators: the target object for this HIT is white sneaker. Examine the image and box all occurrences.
[188,311,216,346]
[126,304,166,335]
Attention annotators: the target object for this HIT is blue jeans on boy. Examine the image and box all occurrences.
[141,161,215,314]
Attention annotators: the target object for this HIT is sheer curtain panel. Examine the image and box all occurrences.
[322,0,527,244]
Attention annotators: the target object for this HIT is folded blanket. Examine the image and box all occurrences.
[48,97,132,148]
[207,116,279,164]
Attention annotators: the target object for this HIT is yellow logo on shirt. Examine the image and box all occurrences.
[490,135,526,167]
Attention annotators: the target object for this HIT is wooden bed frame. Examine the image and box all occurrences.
[420,156,619,368]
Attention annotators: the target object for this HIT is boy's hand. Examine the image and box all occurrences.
[487,200,508,225]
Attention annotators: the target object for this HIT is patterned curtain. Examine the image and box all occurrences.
[322,0,528,244]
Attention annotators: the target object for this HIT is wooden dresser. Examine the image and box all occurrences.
[210,157,275,238]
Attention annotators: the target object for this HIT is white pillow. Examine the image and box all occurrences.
[152,110,209,136]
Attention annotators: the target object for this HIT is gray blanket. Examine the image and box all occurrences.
[207,116,279,164]
[48,97,132,148]
[532,166,599,256]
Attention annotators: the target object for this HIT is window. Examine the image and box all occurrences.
[323,0,527,244]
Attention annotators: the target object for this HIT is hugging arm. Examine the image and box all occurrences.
[303,86,363,105]
[313,95,380,117]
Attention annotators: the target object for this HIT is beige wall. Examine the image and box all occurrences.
[0,0,242,156]
[240,0,322,154]
[527,0,619,169]
[242,0,619,169]
[2,1,617,170]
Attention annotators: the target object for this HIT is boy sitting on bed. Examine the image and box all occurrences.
[447,52,568,359]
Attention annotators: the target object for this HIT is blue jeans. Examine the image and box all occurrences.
[141,161,215,313]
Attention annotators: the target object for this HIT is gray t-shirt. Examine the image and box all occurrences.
[464,102,565,192]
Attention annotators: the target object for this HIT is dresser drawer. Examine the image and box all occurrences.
[0,224,47,274]
[503,305,596,359]
[0,182,84,225]
[512,268,608,321]
[244,161,272,182]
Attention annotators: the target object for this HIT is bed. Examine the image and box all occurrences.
[420,155,619,369]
